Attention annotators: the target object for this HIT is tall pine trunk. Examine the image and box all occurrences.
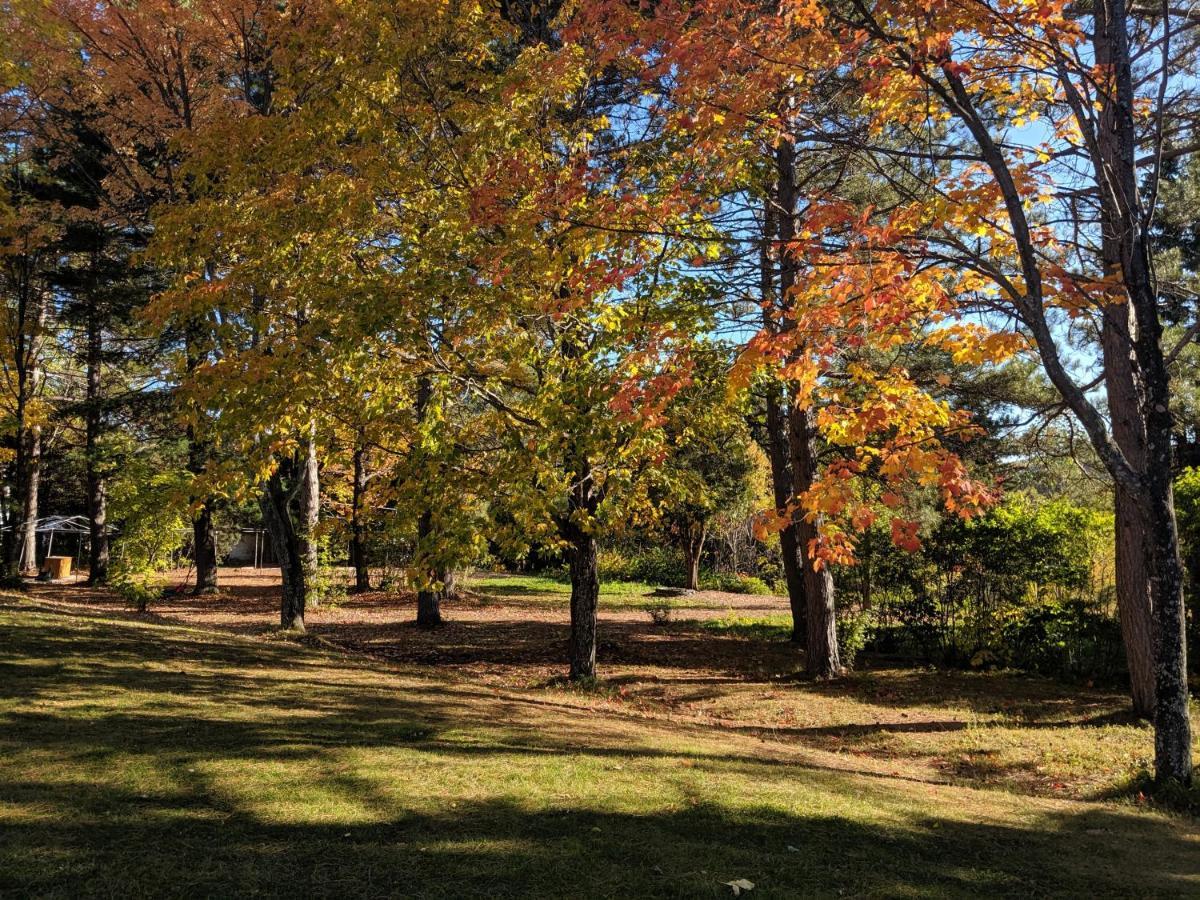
[760,197,806,641]
[18,426,40,574]
[766,387,807,641]
[790,403,840,677]
[776,125,841,677]
[1091,0,1190,782]
[1103,299,1156,717]
[350,441,370,593]
[4,262,46,581]
[85,297,109,584]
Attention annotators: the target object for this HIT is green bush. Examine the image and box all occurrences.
[837,608,872,669]
[1001,600,1125,682]
[850,494,1119,680]
[111,569,165,612]
[598,547,687,586]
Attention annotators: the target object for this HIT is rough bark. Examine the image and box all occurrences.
[759,197,807,642]
[1102,271,1156,718]
[1093,0,1191,783]
[790,403,841,677]
[350,441,370,593]
[297,431,320,604]
[85,298,109,584]
[566,522,599,680]
[3,260,46,581]
[682,521,706,591]
[18,426,40,575]
[416,506,443,627]
[766,387,808,641]
[260,465,307,632]
[776,126,841,678]
[191,498,219,594]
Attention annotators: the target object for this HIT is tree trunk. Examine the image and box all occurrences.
[297,430,320,603]
[191,499,219,594]
[683,521,705,591]
[766,388,807,641]
[776,125,841,677]
[185,324,219,594]
[1143,469,1192,782]
[1103,309,1156,717]
[6,268,46,580]
[567,524,599,680]
[260,465,307,632]
[416,507,443,627]
[790,402,841,677]
[18,426,40,575]
[759,196,806,642]
[1091,0,1190,783]
[413,375,442,627]
[85,300,109,584]
[350,441,370,593]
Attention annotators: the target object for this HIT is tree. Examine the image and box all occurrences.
[25,0,292,594]
[605,0,1197,782]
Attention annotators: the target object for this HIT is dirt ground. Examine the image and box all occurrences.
[32,567,801,684]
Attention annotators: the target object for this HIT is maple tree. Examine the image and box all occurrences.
[577,0,1196,780]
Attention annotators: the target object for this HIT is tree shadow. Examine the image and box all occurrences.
[3,598,1199,897]
[2,785,1196,897]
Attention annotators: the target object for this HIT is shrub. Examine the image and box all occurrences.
[837,608,872,669]
[598,547,687,586]
[1001,600,1125,682]
[112,569,165,612]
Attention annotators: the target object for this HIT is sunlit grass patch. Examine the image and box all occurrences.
[1,598,1197,898]
[699,614,794,641]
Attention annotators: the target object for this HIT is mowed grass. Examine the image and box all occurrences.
[1,596,1198,898]
[467,572,726,610]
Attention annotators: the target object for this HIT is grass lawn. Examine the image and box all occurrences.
[1,594,1197,898]
[467,572,728,610]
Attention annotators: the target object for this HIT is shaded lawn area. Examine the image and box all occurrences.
[1,596,1198,898]
[22,571,1200,805]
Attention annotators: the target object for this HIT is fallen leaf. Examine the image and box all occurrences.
[724,878,755,895]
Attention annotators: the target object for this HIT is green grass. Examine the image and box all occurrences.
[700,614,795,641]
[1,596,1198,898]
[468,573,724,611]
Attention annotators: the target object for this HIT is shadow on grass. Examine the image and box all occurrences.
[2,780,1196,898]
[1,601,1198,897]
